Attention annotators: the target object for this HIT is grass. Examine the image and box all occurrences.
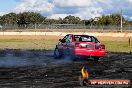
[0,39,131,52]
[102,41,132,52]
[0,39,57,50]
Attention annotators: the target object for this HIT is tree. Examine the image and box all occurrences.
[0,12,129,28]
[1,13,17,25]
[0,16,2,25]
[17,12,46,28]
[43,18,59,25]
[97,14,125,26]
[63,15,82,24]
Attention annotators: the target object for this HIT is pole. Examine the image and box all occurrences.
[129,38,131,47]
[34,23,36,29]
[121,9,123,32]
[129,23,130,30]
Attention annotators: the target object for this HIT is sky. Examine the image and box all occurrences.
[0,0,132,20]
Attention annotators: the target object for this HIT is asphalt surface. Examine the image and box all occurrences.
[0,49,131,88]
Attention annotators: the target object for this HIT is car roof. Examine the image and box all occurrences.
[66,34,96,38]
[74,35,94,37]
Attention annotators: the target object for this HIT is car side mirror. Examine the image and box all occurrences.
[59,39,62,41]
[59,39,65,43]
[59,39,63,43]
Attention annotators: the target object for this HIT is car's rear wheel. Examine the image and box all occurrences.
[89,56,99,62]
[54,48,62,59]
[93,57,100,62]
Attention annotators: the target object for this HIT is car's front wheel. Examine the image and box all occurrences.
[54,48,62,59]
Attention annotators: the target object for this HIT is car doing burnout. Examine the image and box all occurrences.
[54,34,107,61]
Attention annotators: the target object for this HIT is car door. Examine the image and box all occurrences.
[58,34,71,56]
[57,39,63,54]
[65,34,74,56]
[58,35,69,56]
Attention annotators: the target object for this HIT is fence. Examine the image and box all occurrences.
[0,24,132,32]
[0,25,131,52]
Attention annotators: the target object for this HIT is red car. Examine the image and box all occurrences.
[54,34,107,61]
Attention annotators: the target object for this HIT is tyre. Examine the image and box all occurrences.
[54,48,62,59]
[89,56,99,62]
[93,57,100,62]
[69,52,78,61]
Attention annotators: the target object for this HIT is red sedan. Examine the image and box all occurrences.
[54,34,107,61]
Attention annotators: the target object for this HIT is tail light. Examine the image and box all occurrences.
[95,44,105,49]
[101,44,105,49]
[75,42,80,47]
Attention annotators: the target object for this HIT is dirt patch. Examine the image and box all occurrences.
[0,50,131,88]
[98,36,131,41]
[0,35,63,40]
[0,35,130,42]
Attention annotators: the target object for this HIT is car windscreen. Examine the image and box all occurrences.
[74,35,100,43]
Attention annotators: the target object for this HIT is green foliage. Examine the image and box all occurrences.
[17,12,46,28]
[1,13,17,25]
[102,41,132,52]
[43,19,59,24]
[0,13,84,26]
[0,16,2,25]
[62,15,82,24]
[0,12,129,27]
[97,14,125,26]
[0,39,131,52]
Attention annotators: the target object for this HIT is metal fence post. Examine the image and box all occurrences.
[129,37,131,47]
[34,23,36,29]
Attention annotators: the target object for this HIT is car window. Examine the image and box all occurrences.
[65,35,72,43]
[74,35,92,42]
[62,35,72,43]
[91,37,96,42]
[74,35,100,43]
[81,37,92,42]
[92,36,100,43]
